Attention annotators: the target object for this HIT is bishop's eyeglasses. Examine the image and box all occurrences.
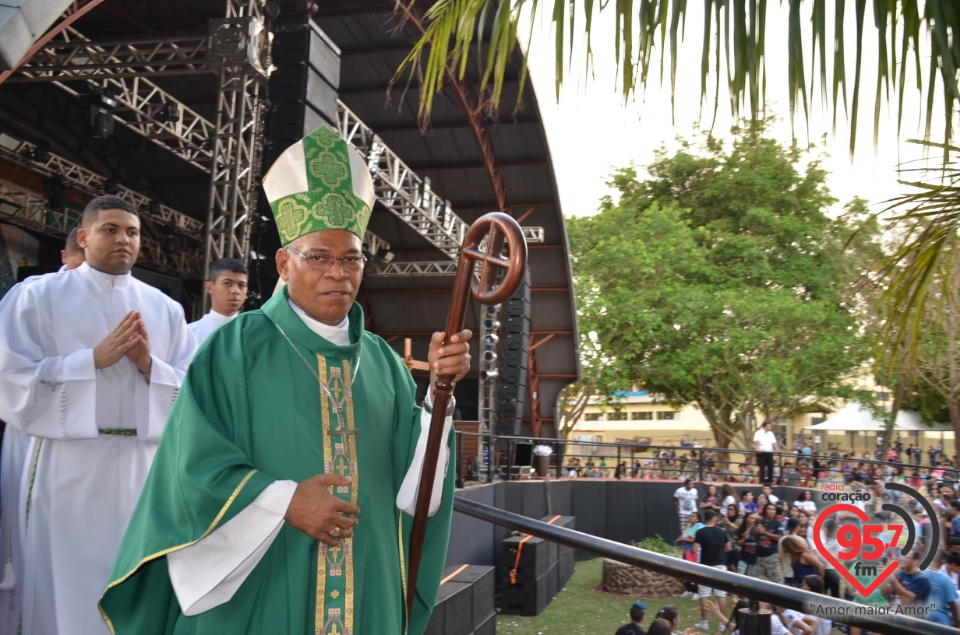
[284,245,367,272]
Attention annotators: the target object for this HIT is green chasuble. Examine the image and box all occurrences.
[99,290,455,635]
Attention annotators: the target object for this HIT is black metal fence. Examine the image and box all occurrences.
[454,431,958,492]
[454,497,956,635]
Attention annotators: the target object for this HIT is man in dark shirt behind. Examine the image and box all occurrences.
[693,509,730,631]
[891,550,931,611]
[755,503,784,584]
[614,601,647,635]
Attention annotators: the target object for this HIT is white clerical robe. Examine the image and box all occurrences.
[0,273,68,635]
[188,309,237,346]
[0,262,197,635]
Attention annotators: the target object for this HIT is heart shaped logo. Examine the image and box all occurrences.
[813,503,899,597]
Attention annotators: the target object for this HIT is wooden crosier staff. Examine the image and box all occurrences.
[405,211,527,617]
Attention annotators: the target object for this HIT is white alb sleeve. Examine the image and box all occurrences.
[395,392,453,516]
[167,479,297,615]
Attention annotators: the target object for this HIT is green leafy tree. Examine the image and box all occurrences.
[567,123,879,447]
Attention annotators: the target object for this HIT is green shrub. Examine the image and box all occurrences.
[633,534,674,555]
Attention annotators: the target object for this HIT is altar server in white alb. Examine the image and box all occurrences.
[0,195,197,635]
[0,228,85,634]
[189,257,249,346]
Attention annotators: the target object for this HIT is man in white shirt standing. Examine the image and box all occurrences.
[674,478,699,531]
[0,195,196,634]
[189,258,249,346]
[753,421,779,485]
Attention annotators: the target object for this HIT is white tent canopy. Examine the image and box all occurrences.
[804,402,952,433]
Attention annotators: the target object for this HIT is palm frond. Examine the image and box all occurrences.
[875,139,960,369]
[396,0,960,153]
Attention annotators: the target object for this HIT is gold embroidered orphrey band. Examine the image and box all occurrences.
[316,356,359,635]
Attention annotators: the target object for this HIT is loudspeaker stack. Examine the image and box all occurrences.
[500,515,575,616]
[495,271,530,437]
[424,565,496,635]
[266,18,340,163]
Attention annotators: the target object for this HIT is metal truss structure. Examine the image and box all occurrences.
[11,35,209,80]
[0,136,203,278]
[339,102,543,264]
[203,0,270,273]
[369,260,459,277]
[338,102,467,259]
[5,8,539,301]
[15,28,215,171]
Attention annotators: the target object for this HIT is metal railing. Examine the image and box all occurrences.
[453,431,959,491]
[453,498,955,635]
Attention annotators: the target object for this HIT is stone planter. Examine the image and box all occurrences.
[534,455,551,477]
[601,558,686,597]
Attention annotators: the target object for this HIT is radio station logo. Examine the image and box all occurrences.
[812,482,938,597]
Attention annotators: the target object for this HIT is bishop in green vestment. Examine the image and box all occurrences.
[100,126,473,635]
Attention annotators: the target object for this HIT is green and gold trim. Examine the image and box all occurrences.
[98,469,259,634]
[316,355,358,635]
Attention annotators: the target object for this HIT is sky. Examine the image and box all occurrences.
[518,2,942,219]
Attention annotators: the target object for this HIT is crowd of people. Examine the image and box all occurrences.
[563,433,959,489]
[615,473,960,635]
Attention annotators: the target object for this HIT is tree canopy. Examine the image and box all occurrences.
[567,123,882,446]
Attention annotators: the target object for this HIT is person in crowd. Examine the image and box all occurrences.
[645,618,673,635]
[615,600,647,635]
[99,126,473,635]
[700,484,721,515]
[782,461,802,487]
[845,556,892,635]
[923,550,960,627]
[779,519,801,585]
[703,597,750,635]
[717,504,742,572]
[794,490,816,514]
[0,195,197,634]
[756,494,770,516]
[736,512,760,576]
[762,484,779,506]
[739,490,758,515]
[940,548,960,591]
[799,575,831,635]
[779,535,824,588]
[768,604,812,635]
[720,484,738,510]
[693,510,730,631]
[653,604,702,635]
[891,549,931,611]
[755,503,785,583]
[753,421,779,485]
[189,258,249,346]
[674,478,699,532]
[677,511,704,598]
[797,511,811,536]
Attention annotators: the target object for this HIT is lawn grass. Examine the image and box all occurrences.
[495,558,848,634]
[496,557,707,635]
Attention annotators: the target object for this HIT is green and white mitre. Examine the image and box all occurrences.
[262,125,376,244]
